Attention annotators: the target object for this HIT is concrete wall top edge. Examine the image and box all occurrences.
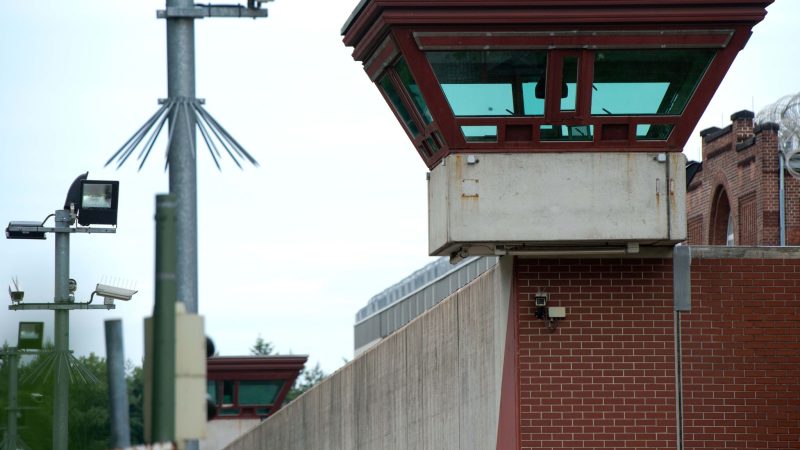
[689,245,800,259]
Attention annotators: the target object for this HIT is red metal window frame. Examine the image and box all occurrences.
[361,25,751,168]
[208,379,287,419]
[207,356,305,420]
[371,35,452,166]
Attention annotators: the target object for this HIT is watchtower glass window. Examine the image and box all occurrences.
[427,51,547,117]
[591,49,715,116]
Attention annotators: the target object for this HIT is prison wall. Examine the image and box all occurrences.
[225,248,799,450]
[225,264,509,450]
[517,257,679,449]
[681,248,800,448]
[516,248,800,450]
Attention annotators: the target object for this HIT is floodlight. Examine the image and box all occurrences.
[6,221,46,240]
[17,322,44,350]
[95,283,137,303]
[77,180,120,226]
[62,173,120,226]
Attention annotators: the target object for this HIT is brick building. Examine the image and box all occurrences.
[686,110,800,245]
[516,253,800,449]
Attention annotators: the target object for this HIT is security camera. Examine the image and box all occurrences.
[9,277,24,303]
[95,283,137,302]
[534,291,548,320]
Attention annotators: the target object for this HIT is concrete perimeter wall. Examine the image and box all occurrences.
[226,247,799,450]
[226,263,510,450]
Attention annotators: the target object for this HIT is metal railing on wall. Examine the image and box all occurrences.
[354,256,497,353]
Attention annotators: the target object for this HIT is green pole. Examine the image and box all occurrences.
[5,348,18,450]
[152,194,177,442]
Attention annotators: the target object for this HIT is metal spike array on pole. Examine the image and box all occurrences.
[21,351,101,386]
[107,1,269,366]
[105,97,259,171]
[107,3,270,449]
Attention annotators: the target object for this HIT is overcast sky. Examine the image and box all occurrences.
[1,0,798,374]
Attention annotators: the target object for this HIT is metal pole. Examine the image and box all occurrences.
[53,209,71,450]
[5,348,18,450]
[105,320,131,448]
[166,0,199,316]
[152,195,177,443]
[166,1,199,445]
[779,152,786,246]
[674,311,685,450]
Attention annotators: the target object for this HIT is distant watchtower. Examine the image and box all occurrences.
[343,0,771,259]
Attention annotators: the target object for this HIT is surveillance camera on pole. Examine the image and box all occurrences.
[5,172,130,450]
[95,283,138,305]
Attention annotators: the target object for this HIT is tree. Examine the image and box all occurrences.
[0,351,146,450]
[285,362,325,404]
[247,336,326,404]
[127,364,145,445]
[68,354,110,449]
[250,335,274,356]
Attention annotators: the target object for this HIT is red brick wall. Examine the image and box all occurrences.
[687,216,703,245]
[515,256,800,450]
[517,258,677,449]
[738,192,757,245]
[682,258,800,448]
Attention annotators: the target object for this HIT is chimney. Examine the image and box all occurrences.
[731,110,755,144]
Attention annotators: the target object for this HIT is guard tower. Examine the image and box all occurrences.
[343,0,772,259]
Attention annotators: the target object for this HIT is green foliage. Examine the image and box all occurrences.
[0,352,145,450]
[247,336,327,404]
[127,365,145,444]
[1,349,54,450]
[249,335,275,356]
[285,361,326,404]
[68,354,109,450]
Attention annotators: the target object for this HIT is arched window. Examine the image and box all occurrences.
[726,211,735,246]
[710,186,734,245]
